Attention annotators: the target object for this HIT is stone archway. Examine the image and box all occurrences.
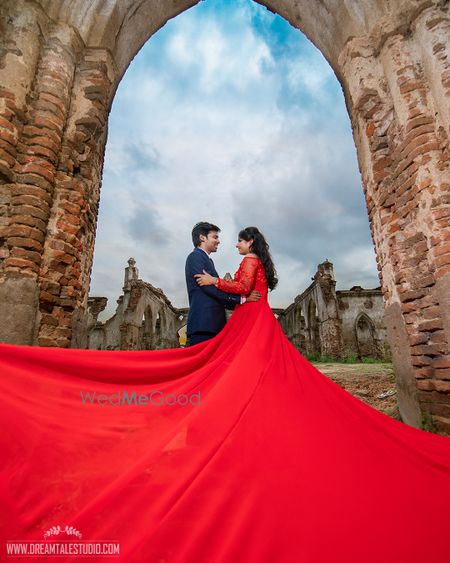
[153,309,165,349]
[141,305,153,349]
[355,312,380,360]
[292,301,305,351]
[0,0,449,431]
[307,299,321,357]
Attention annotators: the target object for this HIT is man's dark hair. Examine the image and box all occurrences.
[192,222,220,247]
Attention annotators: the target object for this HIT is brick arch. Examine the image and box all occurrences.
[0,0,449,432]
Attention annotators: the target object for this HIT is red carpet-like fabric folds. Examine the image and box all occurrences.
[1,300,450,562]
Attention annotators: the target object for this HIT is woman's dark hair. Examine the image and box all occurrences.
[238,226,278,290]
[192,222,220,247]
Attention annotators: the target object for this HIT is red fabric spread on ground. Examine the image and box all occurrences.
[1,297,450,562]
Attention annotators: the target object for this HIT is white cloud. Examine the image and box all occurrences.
[165,11,273,93]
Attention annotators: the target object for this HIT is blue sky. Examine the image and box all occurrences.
[90,0,379,320]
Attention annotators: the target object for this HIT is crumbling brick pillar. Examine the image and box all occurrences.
[340,4,450,431]
[37,48,115,348]
[320,318,343,359]
[0,1,82,344]
[0,1,114,349]
[314,261,343,359]
[120,322,141,351]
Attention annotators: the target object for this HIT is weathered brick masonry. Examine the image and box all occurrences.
[0,0,449,432]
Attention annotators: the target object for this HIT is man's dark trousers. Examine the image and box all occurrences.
[188,332,216,346]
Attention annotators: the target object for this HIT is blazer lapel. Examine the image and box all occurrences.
[209,257,219,277]
[194,247,219,277]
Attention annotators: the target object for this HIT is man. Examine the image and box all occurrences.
[185,222,261,346]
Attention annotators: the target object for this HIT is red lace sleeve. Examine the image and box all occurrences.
[217,257,259,295]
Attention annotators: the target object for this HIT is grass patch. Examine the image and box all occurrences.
[307,352,388,364]
[361,356,388,364]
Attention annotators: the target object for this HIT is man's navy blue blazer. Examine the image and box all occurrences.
[185,247,240,337]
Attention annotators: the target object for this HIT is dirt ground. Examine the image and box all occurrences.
[312,362,400,419]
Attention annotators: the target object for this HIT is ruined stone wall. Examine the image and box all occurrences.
[88,282,184,351]
[337,289,390,360]
[0,0,449,432]
[278,300,306,353]
[278,262,389,361]
[87,260,184,350]
[88,294,127,350]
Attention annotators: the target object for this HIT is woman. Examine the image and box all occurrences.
[194,225,277,303]
[1,228,450,562]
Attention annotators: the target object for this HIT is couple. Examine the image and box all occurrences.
[185,222,276,346]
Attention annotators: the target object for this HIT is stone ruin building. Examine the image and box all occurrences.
[87,258,186,350]
[90,259,390,361]
[0,0,449,432]
[277,260,389,361]
[88,262,239,350]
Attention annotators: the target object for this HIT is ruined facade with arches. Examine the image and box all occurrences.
[278,260,389,361]
[90,258,389,358]
[0,0,449,431]
[87,258,184,350]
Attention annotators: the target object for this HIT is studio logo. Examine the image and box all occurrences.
[5,525,120,558]
[43,525,82,539]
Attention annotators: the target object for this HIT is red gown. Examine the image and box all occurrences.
[1,255,450,562]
